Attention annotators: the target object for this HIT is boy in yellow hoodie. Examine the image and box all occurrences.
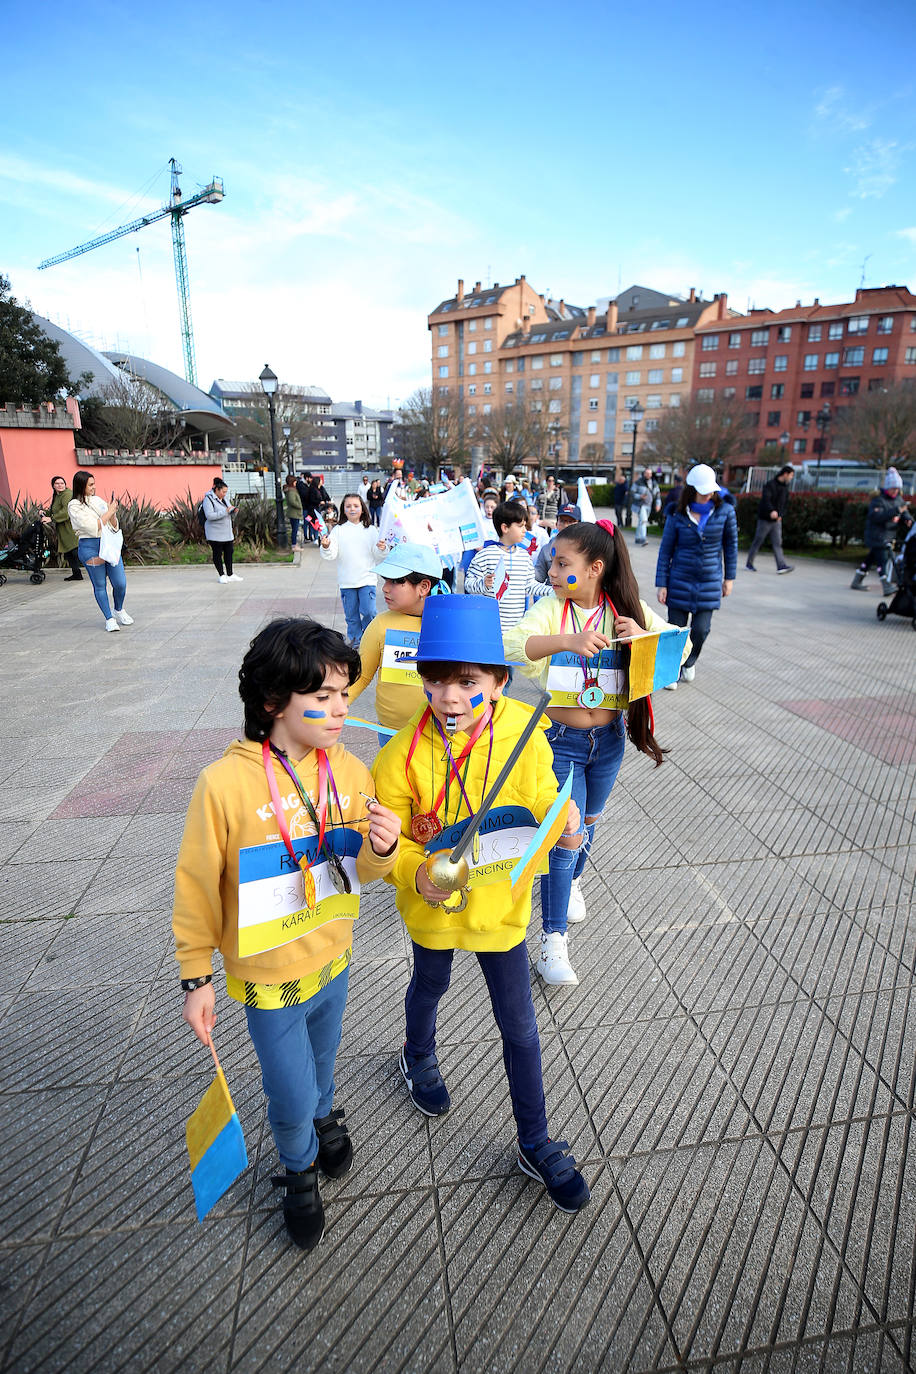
[173,618,400,1250]
[371,596,590,1213]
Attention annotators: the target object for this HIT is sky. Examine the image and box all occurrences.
[3,0,916,411]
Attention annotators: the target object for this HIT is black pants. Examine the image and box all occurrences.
[64,549,83,578]
[666,606,714,666]
[209,539,234,576]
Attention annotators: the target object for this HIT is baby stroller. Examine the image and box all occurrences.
[876,516,916,630]
[0,519,50,586]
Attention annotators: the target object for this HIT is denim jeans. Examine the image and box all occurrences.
[665,606,714,667]
[746,518,787,569]
[340,584,376,642]
[245,966,350,1171]
[405,941,548,1148]
[78,537,127,620]
[288,517,300,547]
[635,505,650,542]
[540,715,626,934]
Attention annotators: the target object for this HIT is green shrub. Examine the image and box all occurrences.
[735,490,870,548]
[234,496,277,547]
[0,496,48,547]
[114,494,169,564]
[167,488,209,545]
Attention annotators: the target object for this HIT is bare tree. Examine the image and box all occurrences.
[477,402,538,471]
[581,441,608,466]
[235,384,320,473]
[833,381,916,469]
[76,373,184,452]
[398,387,470,470]
[642,393,753,469]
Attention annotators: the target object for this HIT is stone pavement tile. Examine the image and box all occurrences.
[571,1019,752,1158]
[819,986,916,1113]
[352,887,409,961]
[0,918,62,991]
[439,1168,679,1372]
[230,1190,452,1373]
[645,915,811,1016]
[531,922,687,1031]
[0,1243,50,1369]
[805,794,916,852]
[696,767,828,817]
[0,739,37,786]
[730,1330,900,1373]
[62,1074,266,1237]
[116,810,188,858]
[0,1087,109,1241]
[9,815,131,864]
[857,901,916,973]
[0,780,93,823]
[693,998,899,1136]
[142,773,200,815]
[752,908,913,1002]
[789,849,912,915]
[615,1138,873,1367]
[3,1220,244,1374]
[342,956,411,1054]
[0,820,36,860]
[75,853,176,916]
[0,989,136,1090]
[118,978,260,1083]
[583,808,675,873]
[682,857,840,929]
[745,806,855,859]
[0,858,101,922]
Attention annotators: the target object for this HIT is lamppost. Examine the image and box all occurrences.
[282,424,291,475]
[627,401,645,490]
[549,420,561,486]
[814,404,832,489]
[259,364,287,547]
[779,429,791,464]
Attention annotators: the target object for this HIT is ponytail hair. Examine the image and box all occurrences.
[554,520,666,765]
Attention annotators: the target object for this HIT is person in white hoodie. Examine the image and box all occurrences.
[319,492,387,642]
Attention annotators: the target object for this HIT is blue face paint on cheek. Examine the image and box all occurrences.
[566,575,578,586]
[424,689,433,703]
[302,710,326,719]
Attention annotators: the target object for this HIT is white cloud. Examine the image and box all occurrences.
[813,86,871,134]
[896,227,916,245]
[833,207,852,222]
[844,139,905,199]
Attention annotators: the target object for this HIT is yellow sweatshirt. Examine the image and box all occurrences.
[349,610,427,730]
[371,696,558,952]
[172,738,398,989]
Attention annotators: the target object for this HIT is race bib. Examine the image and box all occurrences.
[424,806,547,888]
[380,628,421,687]
[546,648,627,710]
[237,827,362,958]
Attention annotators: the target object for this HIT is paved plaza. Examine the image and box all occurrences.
[0,529,914,1373]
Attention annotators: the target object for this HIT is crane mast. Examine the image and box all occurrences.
[38,157,224,387]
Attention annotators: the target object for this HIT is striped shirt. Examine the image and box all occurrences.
[464,542,551,633]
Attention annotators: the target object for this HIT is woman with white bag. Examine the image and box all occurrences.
[68,471,132,633]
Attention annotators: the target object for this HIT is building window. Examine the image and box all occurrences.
[725,360,738,376]
[548,377,563,391]
[437,345,448,357]
[671,367,683,383]
[586,420,598,434]
[777,325,792,341]
[876,316,893,334]
[438,366,449,378]
[748,357,766,374]
[530,400,543,412]
[800,383,814,398]
[847,316,869,334]
[588,398,599,410]
[750,329,769,347]
[648,369,664,384]
[550,354,562,366]
[483,362,492,373]
[722,387,736,399]
[625,370,641,384]
[793,438,807,453]
[702,334,720,350]
[468,363,477,375]
[505,359,515,373]
[808,324,822,341]
[468,320,477,332]
[843,346,864,365]
[590,350,602,362]
[840,376,860,395]
[669,393,681,406]
[773,355,788,372]
[468,405,475,414]
[646,394,662,408]
[484,319,493,330]
[729,332,742,349]
[468,384,477,395]
[438,324,448,336]
[767,410,781,427]
[607,347,620,361]
[483,341,492,353]
[625,345,645,361]
[504,381,513,393]
[825,351,840,368]
[797,409,811,425]
[483,383,492,394]
[699,362,716,378]
[820,381,835,396]
[803,353,819,371]
[548,399,562,413]
[747,411,760,426]
[828,322,843,339]
[746,385,763,400]
[530,379,543,390]
[467,342,477,355]
[868,377,885,391]
[905,347,916,364]
[696,388,715,401]
[769,383,784,398]
[872,347,889,365]
[672,341,686,357]
[483,404,491,414]
[532,357,544,369]
[649,343,665,359]
[589,373,600,387]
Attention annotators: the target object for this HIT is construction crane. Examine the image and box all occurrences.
[38,158,224,387]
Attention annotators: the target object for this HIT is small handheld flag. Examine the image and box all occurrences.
[509,765,575,892]
[624,627,688,699]
[186,1040,248,1221]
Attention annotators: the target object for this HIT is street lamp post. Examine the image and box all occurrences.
[259,364,287,548]
[815,404,832,489]
[549,420,561,487]
[779,429,791,465]
[282,424,291,476]
[627,401,645,491]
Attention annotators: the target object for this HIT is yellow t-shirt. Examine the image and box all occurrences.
[349,610,428,730]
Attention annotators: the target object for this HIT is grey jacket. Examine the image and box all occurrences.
[203,491,234,542]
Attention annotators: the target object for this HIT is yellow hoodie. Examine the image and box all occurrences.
[371,696,559,952]
[173,738,398,991]
[349,609,427,731]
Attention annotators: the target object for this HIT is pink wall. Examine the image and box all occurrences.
[0,426,221,508]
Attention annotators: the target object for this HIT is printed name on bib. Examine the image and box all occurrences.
[380,627,422,686]
[424,806,547,888]
[546,647,626,710]
[237,827,363,957]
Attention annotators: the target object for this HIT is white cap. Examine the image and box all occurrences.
[686,463,720,496]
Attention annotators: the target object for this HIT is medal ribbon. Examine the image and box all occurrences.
[404,706,492,820]
[561,596,612,685]
[431,711,494,822]
[261,740,329,874]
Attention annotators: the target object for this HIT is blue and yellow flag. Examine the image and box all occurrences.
[186,1062,248,1221]
[626,627,689,700]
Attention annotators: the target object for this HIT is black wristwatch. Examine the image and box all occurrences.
[181,974,213,993]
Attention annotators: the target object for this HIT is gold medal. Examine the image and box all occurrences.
[300,862,316,911]
[411,812,443,844]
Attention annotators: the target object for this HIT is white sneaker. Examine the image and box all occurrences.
[681,665,696,682]
[218,573,230,583]
[228,573,243,581]
[114,609,133,626]
[537,932,578,985]
[104,617,120,632]
[663,680,678,691]
[566,878,587,924]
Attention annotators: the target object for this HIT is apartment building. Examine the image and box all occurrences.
[692,285,916,467]
[429,279,733,470]
[330,400,403,468]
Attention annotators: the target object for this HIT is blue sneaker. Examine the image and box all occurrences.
[399,1047,451,1117]
[518,1139,590,1213]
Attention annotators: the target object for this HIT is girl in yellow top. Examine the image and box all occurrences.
[173,617,400,1251]
[504,519,679,987]
[348,542,446,734]
[371,595,590,1214]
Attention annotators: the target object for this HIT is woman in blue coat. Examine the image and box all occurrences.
[654,463,737,685]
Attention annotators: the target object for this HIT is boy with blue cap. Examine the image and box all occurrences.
[349,542,447,734]
[371,595,590,1213]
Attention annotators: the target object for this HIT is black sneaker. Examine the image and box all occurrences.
[399,1046,450,1116]
[518,1139,590,1213]
[314,1107,353,1178]
[778,565,795,575]
[744,563,757,572]
[271,1164,324,1250]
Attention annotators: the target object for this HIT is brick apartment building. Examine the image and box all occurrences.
[692,285,916,470]
[210,382,402,471]
[429,279,734,472]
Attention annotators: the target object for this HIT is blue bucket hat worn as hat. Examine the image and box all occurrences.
[400,595,523,665]
[375,541,443,581]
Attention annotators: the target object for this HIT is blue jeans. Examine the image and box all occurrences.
[341,584,376,642]
[405,941,548,1148]
[78,537,127,620]
[635,505,650,542]
[288,517,300,546]
[541,715,626,934]
[665,606,713,667]
[245,967,350,1171]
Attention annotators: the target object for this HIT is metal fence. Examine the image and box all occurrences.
[743,464,915,496]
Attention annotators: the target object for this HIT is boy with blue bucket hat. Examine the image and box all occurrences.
[371,595,591,1212]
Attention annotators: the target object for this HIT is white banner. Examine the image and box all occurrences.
[378,478,487,559]
[577,478,597,523]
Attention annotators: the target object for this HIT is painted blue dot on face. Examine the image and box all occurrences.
[567,575,578,586]
[550,547,556,557]
[302,710,325,719]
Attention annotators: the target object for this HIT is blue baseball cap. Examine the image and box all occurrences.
[400,595,523,665]
[375,542,443,580]
[557,503,581,521]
